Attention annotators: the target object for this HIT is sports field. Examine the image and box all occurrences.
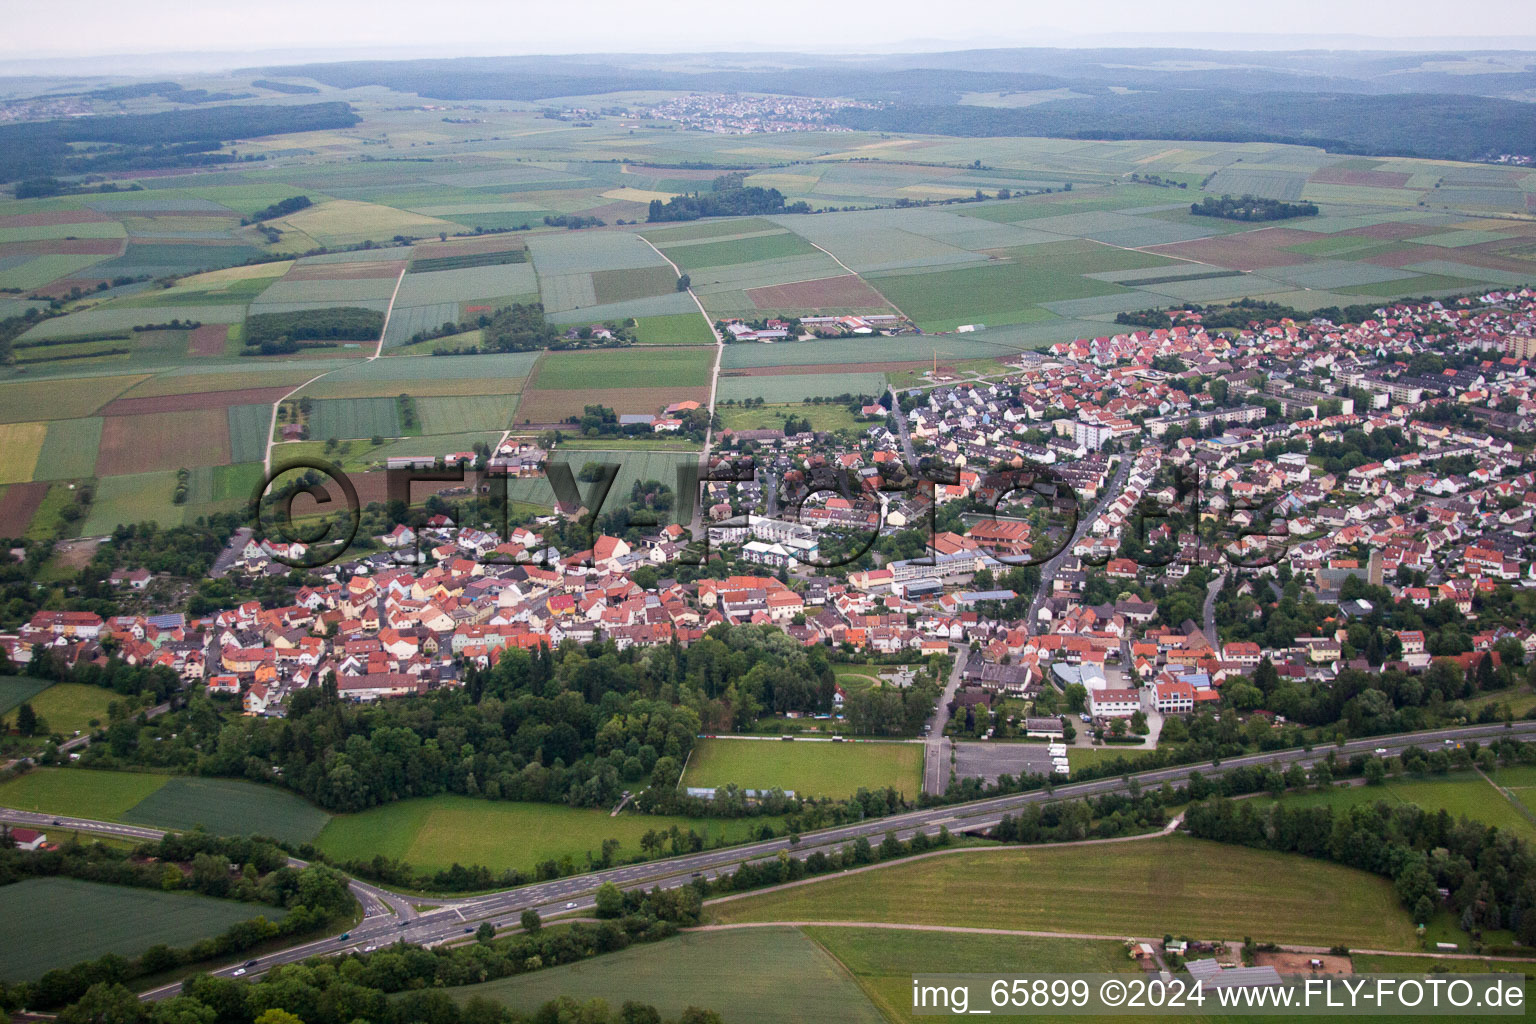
[680,738,924,800]
[710,835,1417,950]
[314,794,769,875]
[0,877,286,982]
[449,927,883,1023]
[0,768,331,842]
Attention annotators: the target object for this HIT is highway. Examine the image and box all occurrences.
[4,719,1531,999]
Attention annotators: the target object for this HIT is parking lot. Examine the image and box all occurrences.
[950,740,1061,785]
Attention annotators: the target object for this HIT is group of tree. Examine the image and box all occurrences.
[1189,194,1319,221]
[242,195,312,225]
[243,307,384,353]
[647,173,810,222]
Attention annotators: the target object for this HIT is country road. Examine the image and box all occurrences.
[3,719,1530,999]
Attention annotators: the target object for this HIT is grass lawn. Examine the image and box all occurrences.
[710,835,1418,950]
[807,927,1134,1023]
[633,312,715,345]
[23,683,116,737]
[447,926,884,1024]
[0,877,282,982]
[1270,772,1534,838]
[120,776,332,843]
[0,767,169,819]
[314,795,772,876]
[681,738,923,800]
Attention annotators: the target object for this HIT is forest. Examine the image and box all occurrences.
[0,102,360,182]
[1190,194,1320,221]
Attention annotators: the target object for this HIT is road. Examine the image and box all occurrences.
[1028,455,1131,633]
[4,719,1529,998]
[922,646,967,796]
[2,700,173,772]
[889,386,918,467]
[1202,573,1225,649]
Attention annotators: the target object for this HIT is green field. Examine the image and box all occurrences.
[660,230,817,271]
[718,402,867,435]
[121,776,332,843]
[315,795,770,875]
[0,877,284,982]
[716,372,889,404]
[80,470,183,534]
[22,683,117,737]
[1065,746,1157,771]
[0,675,52,716]
[533,347,713,389]
[308,397,404,440]
[633,312,715,345]
[449,926,883,1023]
[0,767,170,819]
[680,738,923,800]
[807,926,1134,1023]
[711,835,1417,949]
[0,768,330,842]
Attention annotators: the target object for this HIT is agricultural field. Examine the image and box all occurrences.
[504,449,700,511]
[710,835,1417,950]
[716,371,890,404]
[0,767,331,842]
[680,738,924,800]
[533,347,713,390]
[448,927,884,1024]
[313,795,771,875]
[81,471,186,534]
[0,878,286,983]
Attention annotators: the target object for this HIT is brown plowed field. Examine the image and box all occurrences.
[100,386,294,418]
[187,324,229,356]
[747,275,891,310]
[515,385,710,424]
[1146,228,1319,271]
[95,409,231,475]
[0,210,115,228]
[1310,168,1411,188]
[12,238,125,256]
[0,481,47,537]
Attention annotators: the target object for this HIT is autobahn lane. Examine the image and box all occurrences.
[9,719,1533,998]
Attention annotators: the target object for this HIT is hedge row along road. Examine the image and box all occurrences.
[2,720,1531,1000]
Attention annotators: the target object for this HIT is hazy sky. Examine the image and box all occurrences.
[7,0,1536,62]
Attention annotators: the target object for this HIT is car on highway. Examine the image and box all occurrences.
[464,926,474,933]
[232,969,246,977]
[565,901,577,908]
[244,960,257,968]
[337,933,350,941]
[1374,747,1388,755]
[52,819,61,825]
[363,945,376,952]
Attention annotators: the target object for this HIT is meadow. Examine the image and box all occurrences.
[717,402,867,436]
[21,683,117,737]
[0,878,286,982]
[710,835,1418,950]
[314,795,772,875]
[680,738,924,800]
[1269,772,1534,838]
